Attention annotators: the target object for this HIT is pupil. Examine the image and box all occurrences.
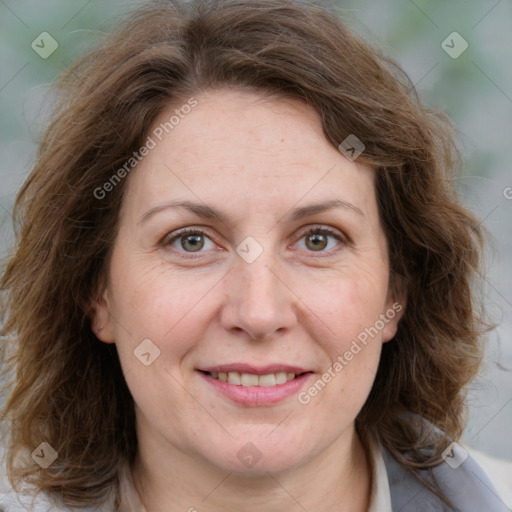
[307,233,327,251]
[183,234,204,252]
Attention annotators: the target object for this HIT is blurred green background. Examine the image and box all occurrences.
[1,0,511,461]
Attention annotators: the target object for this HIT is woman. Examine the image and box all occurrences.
[0,1,508,510]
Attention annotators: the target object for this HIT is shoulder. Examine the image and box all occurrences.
[382,441,511,512]
[464,445,512,510]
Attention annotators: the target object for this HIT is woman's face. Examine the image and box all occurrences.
[93,87,402,475]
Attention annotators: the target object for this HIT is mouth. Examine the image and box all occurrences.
[199,370,312,387]
[196,363,314,405]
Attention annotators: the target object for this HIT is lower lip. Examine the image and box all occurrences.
[198,371,313,406]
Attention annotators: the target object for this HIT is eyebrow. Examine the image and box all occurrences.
[139,198,365,226]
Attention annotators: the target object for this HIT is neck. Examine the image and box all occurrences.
[131,424,371,512]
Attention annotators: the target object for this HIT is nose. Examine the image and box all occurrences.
[220,247,298,341]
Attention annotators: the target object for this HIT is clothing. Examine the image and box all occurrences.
[0,438,509,511]
[383,444,511,511]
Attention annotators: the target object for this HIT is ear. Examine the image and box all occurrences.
[89,288,115,344]
[381,279,407,343]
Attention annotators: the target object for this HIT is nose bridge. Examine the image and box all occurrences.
[242,255,280,303]
[222,241,296,340]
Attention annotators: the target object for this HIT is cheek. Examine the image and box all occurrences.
[109,253,220,360]
[305,270,388,349]
[297,269,387,407]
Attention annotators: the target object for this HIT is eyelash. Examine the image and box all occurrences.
[161,225,347,259]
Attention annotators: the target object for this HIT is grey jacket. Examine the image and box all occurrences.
[384,448,511,511]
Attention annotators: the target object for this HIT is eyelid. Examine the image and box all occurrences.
[160,227,218,256]
[296,224,348,242]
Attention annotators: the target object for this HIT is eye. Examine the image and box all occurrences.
[294,226,346,255]
[163,228,216,258]
[162,225,347,259]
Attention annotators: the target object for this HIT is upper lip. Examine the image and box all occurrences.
[198,363,312,375]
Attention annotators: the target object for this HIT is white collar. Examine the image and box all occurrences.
[366,433,393,512]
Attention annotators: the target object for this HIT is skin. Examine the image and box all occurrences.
[92,87,404,512]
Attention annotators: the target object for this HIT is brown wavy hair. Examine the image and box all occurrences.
[0,0,491,508]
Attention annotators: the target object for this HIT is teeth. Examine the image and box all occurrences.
[241,373,259,386]
[275,372,287,384]
[227,372,241,385]
[211,371,298,386]
[258,373,276,386]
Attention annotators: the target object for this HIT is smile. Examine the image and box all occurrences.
[197,369,314,406]
[207,371,298,387]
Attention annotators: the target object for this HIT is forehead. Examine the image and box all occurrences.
[122,88,377,222]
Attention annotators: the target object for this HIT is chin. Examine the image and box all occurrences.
[198,434,312,475]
